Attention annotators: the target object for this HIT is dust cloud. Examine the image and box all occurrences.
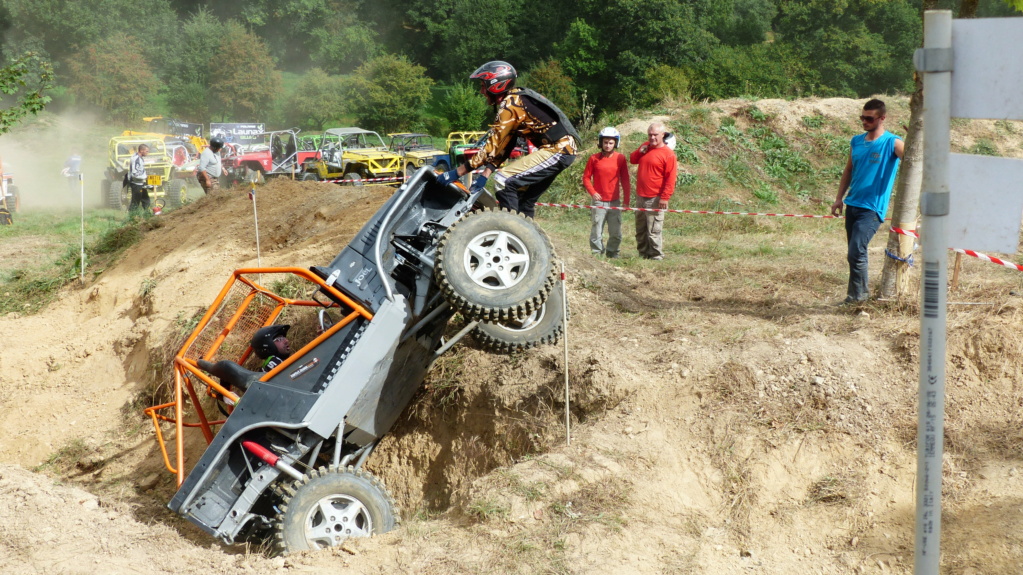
[0,110,114,211]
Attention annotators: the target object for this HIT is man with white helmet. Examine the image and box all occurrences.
[582,127,631,258]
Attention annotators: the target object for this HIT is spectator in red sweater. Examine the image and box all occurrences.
[630,122,677,260]
[583,127,631,258]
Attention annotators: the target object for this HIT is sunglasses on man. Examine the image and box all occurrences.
[859,115,882,123]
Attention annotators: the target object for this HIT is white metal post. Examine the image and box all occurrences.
[79,173,85,281]
[915,10,952,575]
[561,262,570,445]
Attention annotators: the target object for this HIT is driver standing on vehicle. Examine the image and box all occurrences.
[128,144,150,213]
[250,325,293,372]
[197,136,225,194]
[436,61,577,218]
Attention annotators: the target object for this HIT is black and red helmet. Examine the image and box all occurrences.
[470,61,517,100]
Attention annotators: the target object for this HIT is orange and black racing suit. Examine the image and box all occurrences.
[466,87,577,218]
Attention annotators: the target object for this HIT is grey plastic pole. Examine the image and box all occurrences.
[251,182,262,269]
[79,173,85,281]
[915,10,951,575]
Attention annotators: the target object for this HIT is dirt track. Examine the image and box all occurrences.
[4,98,1023,573]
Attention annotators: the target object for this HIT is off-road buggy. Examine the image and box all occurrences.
[304,128,402,185]
[145,167,565,554]
[387,133,447,180]
[221,129,320,185]
[102,136,188,211]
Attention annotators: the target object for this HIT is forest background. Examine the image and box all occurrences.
[0,0,1021,137]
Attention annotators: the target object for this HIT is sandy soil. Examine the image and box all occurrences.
[3,98,1023,574]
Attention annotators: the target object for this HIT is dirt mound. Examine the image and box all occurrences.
[4,97,1023,574]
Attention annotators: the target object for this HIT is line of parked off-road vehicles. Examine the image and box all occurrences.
[101,120,530,212]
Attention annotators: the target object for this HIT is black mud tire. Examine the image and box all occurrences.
[7,185,19,212]
[404,163,416,180]
[474,279,567,353]
[300,171,318,182]
[108,179,128,210]
[342,171,364,187]
[166,180,187,208]
[435,208,557,322]
[274,465,398,555]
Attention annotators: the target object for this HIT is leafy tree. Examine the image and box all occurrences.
[637,64,690,108]
[707,0,777,45]
[774,0,920,97]
[309,12,380,74]
[66,33,162,121]
[0,51,53,133]
[285,68,346,130]
[208,22,282,121]
[343,53,433,133]
[1,0,178,69]
[165,8,225,121]
[690,43,807,100]
[442,82,490,131]
[521,59,580,119]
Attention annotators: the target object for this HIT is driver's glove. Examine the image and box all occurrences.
[469,175,488,193]
[436,169,460,186]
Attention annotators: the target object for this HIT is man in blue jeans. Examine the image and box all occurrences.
[830,99,905,304]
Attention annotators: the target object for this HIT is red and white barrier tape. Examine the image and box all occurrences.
[320,176,404,184]
[889,227,1023,272]
[535,202,843,218]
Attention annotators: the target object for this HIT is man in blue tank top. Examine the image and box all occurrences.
[830,99,905,304]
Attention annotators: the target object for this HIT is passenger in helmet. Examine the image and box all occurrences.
[197,135,225,194]
[435,60,578,218]
[250,325,293,372]
[583,127,631,258]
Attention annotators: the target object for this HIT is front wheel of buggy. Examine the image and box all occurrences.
[342,172,364,187]
[274,466,397,555]
[300,171,318,181]
[435,208,556,322]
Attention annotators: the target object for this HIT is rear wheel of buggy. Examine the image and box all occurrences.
[108,179,128,210]
[342,172,364,187]
[300,171,319,181]
[166,180,187,208]
[473,281,567,353]
[274,465,397,555]
[435,208,557,322]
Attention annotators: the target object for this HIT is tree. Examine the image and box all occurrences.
[522,60,580,119]
[309,13,380,74]
[208,22,282,122]
[165,8,225,121]
[0,51,54,134]
[66,33,162,122]
[343,54,433,133]
[285,68,346,130]
[442,82,490,132]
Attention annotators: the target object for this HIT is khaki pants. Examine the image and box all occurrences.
[199,172,220,194]
[634,195,664,259]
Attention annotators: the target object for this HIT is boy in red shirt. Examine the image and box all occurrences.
[630,122,677,260]
[583,127,631,258]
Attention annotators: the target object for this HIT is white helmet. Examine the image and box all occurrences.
[664,132,677,151]
[598,126,621,149]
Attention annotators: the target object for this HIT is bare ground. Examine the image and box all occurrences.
[3,98,1023,574]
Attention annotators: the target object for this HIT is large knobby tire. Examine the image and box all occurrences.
[300,171,318,181]
[7,185,20,213]
[435,208,557,322]
[474,279,568,353]
[166,180,187,208]
[404,164,416,180]
[342,171,364,187]
[108,179,128,210]
[274,466,397,555]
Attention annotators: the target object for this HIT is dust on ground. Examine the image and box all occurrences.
[3,98,1023,574]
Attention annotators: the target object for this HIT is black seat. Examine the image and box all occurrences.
[198,359,262,392]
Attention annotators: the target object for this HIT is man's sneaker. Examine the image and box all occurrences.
[651,256,664,261]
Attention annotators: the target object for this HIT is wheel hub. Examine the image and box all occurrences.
[304,494,373,548]
[463,230,531,290]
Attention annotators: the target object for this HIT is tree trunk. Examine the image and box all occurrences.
[879,77,924,299]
